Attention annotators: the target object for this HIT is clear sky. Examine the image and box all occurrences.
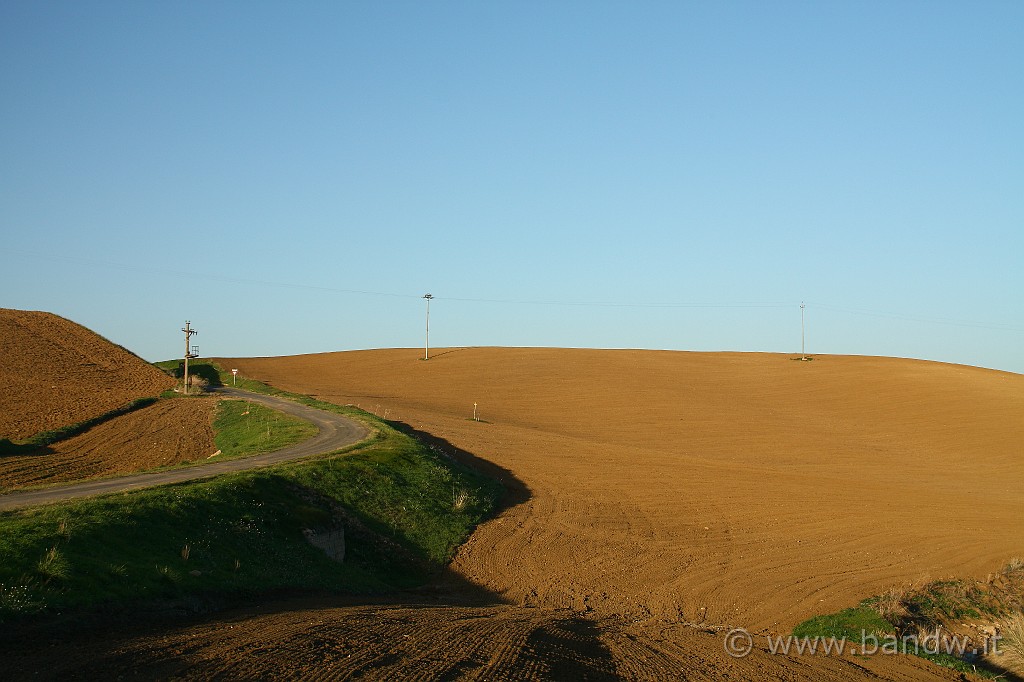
[2,2,1021,373]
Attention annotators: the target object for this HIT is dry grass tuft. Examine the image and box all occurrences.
[997,612,1024,675]
[452,487,472,511]
[873,585,911,623]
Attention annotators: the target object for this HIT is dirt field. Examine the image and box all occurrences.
[0,397,218,489]
[0,309,174,441]
[3,595,968,681]
[119,345,1015,680]
[224,348,1024,633]
[6,346,1021,679]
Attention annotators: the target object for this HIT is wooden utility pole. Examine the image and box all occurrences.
[182,321,198,394]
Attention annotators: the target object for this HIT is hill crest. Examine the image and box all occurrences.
[0,309,174,440]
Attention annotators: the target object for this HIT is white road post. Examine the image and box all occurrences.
[800,302,806,360]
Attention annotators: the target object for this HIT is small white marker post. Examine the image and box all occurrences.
[231,369,238,386]
[800,302,806,360]
[473,402,478,421]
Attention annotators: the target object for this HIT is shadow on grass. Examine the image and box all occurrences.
[0,422,540,679]
[164,360,224,387]
[388,421,531,511]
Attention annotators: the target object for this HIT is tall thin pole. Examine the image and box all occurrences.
[182,321,198,393]
[800,302,806,360]
[423,294,433,360]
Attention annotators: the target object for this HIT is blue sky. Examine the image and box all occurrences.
[2,2,1021,373]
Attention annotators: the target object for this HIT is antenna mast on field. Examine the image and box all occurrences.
[182,321,198,394]
[422,294,434,360]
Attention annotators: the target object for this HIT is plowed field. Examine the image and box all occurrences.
[6,347,1021,679]
[2,595,968,680]
[0,309,174,441]
[129,346,1018,680]
[223,348,1024,633]
[0,398,218,489]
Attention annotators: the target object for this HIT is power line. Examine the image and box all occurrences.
[10,250,1023,333]
[7,250,792,309]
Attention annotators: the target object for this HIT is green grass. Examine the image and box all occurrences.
[2,394,320,496]
[793,587,1010,679]
[0,402,502,622]
[792,606,894,640]
[153,359,223,387]
[212,399,318,461]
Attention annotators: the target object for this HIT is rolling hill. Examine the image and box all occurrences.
[220,347,1024,632]
[0,308,174,442]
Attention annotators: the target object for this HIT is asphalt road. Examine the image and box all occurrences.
[0,387,370,511]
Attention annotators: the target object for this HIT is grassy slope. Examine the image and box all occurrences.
[213,398,319,461]
[0,369,502,621]
[791,567,1024,678]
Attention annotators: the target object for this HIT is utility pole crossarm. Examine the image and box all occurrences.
[182,321,198,394]
[423,294,433,360]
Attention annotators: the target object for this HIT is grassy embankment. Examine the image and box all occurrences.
[155,357,321,463]
[211,398,318,462]
[1,364,318,492]
[0,362,502,622]
[791,562,1024,678]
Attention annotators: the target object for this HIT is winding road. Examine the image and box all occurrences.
[0,388,370,511]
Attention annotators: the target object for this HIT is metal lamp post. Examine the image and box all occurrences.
[423,294,433,360]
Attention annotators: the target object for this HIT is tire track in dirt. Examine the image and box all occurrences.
[0,398,219,489]
[2,598,967,680]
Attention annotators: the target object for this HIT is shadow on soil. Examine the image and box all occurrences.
[0,439,52,458]
[1,397,160,458]
[0,425,558,679]
[422,347,469,360]
[382,422,533,608]
[526,616,619,680]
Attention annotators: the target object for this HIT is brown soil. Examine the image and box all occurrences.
[6,347,1020,679]
[0,309,174,441]
[182,346,1014,679]
[0,398,219,489]
[224,348,1024,632]
[2,596,967,681]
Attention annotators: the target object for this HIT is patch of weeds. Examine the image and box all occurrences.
[999,612,1024,677]
[792,606,894,640]
[0,581,43,619]
[795,564,1024,678]
[156,565,181,586]
[36,547,71,583]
